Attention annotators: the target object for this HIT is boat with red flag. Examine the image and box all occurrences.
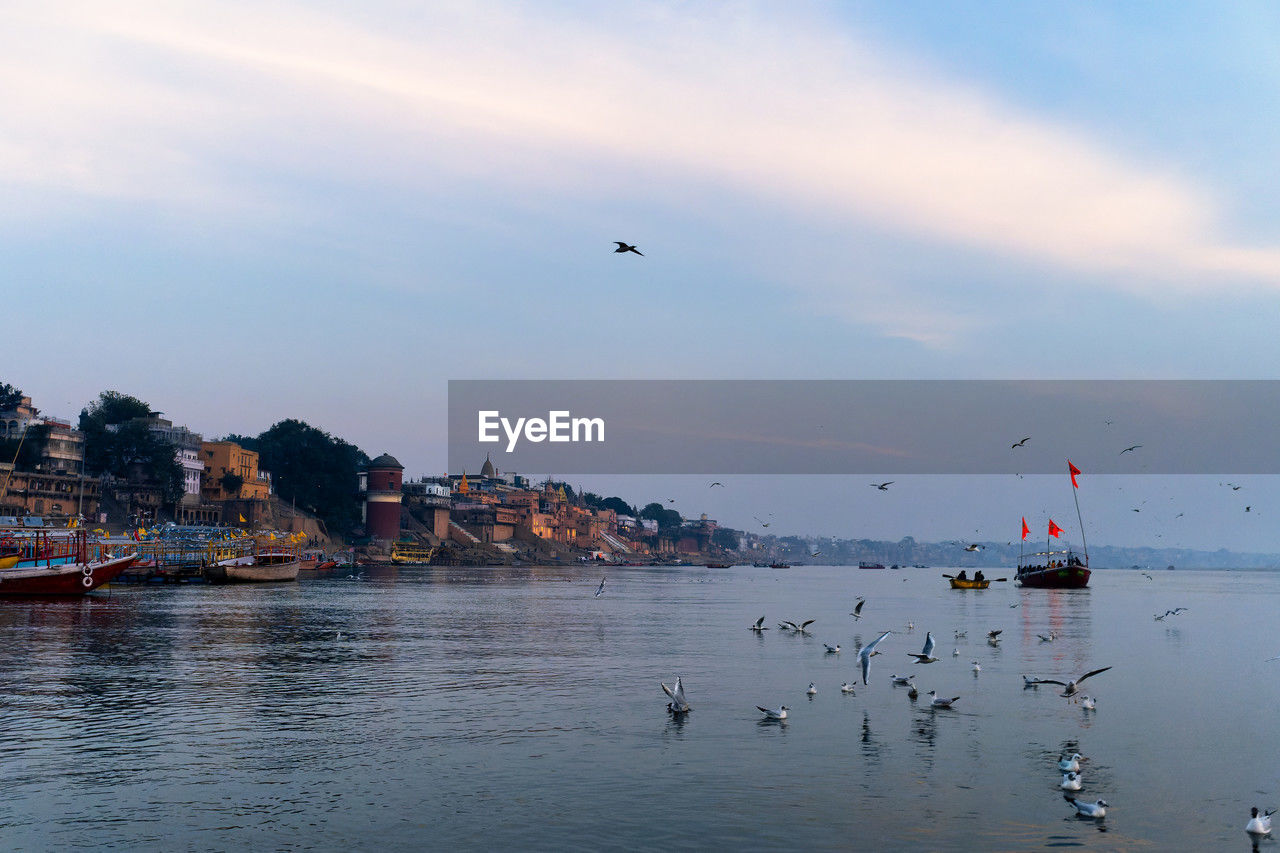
[1015,460,1092,589]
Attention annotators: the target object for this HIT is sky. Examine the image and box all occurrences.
[7,2,1280,551]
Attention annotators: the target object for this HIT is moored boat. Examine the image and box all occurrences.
[769,562,791,569]
[0,551,138,595]
[206,551,301,583]
[858,562,886,570]
[705,562,732,568]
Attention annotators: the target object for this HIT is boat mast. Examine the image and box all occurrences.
[1069,459,1089,565]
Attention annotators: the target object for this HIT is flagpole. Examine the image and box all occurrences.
[1070,462,1089,566]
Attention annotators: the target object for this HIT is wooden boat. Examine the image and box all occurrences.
[949,577,990,590]
[391,542,436,565]
[858,562,886,570]
[1016,550,1090,589]
[0,552,138,595]
[705,562,732,568]
[206,551,300,583]
[769,562,791,569]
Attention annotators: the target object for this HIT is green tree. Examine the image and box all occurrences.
[640,502,682,529]
[220,471,245,495]
[0,383,24,411]
[251,419,368,534]
[79,391,153,475]
[0,422,48,469]
[599,497,636,517]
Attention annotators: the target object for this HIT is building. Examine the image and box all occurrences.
[201,441,271,502]
[0,396,40,440]
[360,453,404,540]
[403,477,451,540]
[0,462,100,520]
[134,412,218,523]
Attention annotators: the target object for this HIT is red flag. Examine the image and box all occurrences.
[1021,517,1029,540]
[1048,519,1064,538]
[1068,460,1081,489]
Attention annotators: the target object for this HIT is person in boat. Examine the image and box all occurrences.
[973,570,984,583]
[956,570,968,581]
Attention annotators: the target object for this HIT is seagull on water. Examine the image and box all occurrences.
[927,691,959,708]
[952,647,960,657]
[613,241,643,255]
[1038,632,1056,643]
[661,677,691,714]
[841,682,856,694]
[1247,807,1275,836]
[871,481,893,491]
[1040,667,1112,697]
[1079,695,1096,711]
[779,619,815,634]
[1057,753,1083,772]
[757,705,788,720]
[908,631,940,664]
[987,629,1003,640]
[1061,771,1083,791]
[906,683,919,699]
[824,643,841,654]
[858,631,892,684]
[595,577,606,597]
[971,660,981,673]
[1023,675,1043,688]
[750,616,768,632]
[1064,795,1108,818]
[954,630,966,638]
[806,682,818,696]
[891,674,915,685]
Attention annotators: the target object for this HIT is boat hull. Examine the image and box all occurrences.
[949,578,990,589]
[0,553,138,595]
[207,559,301,583]
[1016,566,1090,589]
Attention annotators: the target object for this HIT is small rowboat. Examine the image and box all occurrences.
[948,577,990,590]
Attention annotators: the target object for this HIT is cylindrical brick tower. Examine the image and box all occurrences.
[363,453,404,540]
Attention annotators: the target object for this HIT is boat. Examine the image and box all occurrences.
[1016,549,1090,589]
[391,542,437,565]
[206,551,301,583]
[769,562,791,569]
[0,539,138,595]
[705,562,732,568]
[858,562,886,570]
[948,577,990,590]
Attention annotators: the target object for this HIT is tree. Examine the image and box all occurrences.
[251,419,368,534]
[220,471,245,495]
[599,496,636,517]
[79,391,153,475]
[0,383,24,411]
[0,422,47,469]
[640,502,682,529]
[712,528,740,550]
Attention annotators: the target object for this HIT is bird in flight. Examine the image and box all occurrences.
[907,631,939,664]
[595,577,606,597]
[754,516,770,527]
[858,631,891,684]
[1038,666,1112,697]
[1153,607,1188,621]
[709,482,724,488]
[613,242,643,255]
[871,482,894,491]
[850,598,865,620]
[963,543,984,552]
[1011,437,1031,448]
[1120,445,1142,454]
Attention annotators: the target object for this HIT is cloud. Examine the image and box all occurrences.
[3,1,1279,293]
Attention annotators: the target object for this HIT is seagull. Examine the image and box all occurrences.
[952,648,960,657]
[1080,695,1096,711]
[806,683,818,696]
[750,616,768,632]
[841,682,856,694]
[709,482,724,488]
[1061,771,1083,791]
[987,629,1003,640]
[971,660,981,673]
[1120,444,1142,454]
[1247,807,1275,836]
[595,577,606,597]
[824,643,841,654]
[891,674,915,685]
[858,631,892,684]
[906,684,919,699]
[963,543,984,552]
[927,691,959,708]
[850,599,866,620]
[1058,753,1084,772]
[779,619,815,634]
[1064,796,1108,819]
[613,241,643,255]
[1023,675,1043,688]
[757,705,788,720]
[1039,667,1112,697]
[811,550,822,557]
[871,482,893,491]
[1011,437,1031,448]
[1153,608,1188,621]
[908,631,939,664]
[1038,632,1056,643]
[1008,602,1019,609]
[661,677,691,714]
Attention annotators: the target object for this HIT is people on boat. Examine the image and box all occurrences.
[974,570,984,583]
[956,570,968,581]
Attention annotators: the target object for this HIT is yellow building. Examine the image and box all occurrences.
[200,441,271,502]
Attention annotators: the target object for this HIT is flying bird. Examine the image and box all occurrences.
[1011,437,1030,448]
[709,481,724,488]
[661,677,691,714]
[1039,666,1112,697]
[1153,607,1188,621]
[595,577,606,597]
[858,631,892,684]
[963,543,984,552]
[1120,445,1142,454]
[749,616,768,632]
[613,241,643,255]
[871,482,893,491]
[1064,796,1108,819]
[850,599,866,620]
[779,619,815,634]
[987,629,1003,640]
[811,550,822,557]
[907,631,940,664]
